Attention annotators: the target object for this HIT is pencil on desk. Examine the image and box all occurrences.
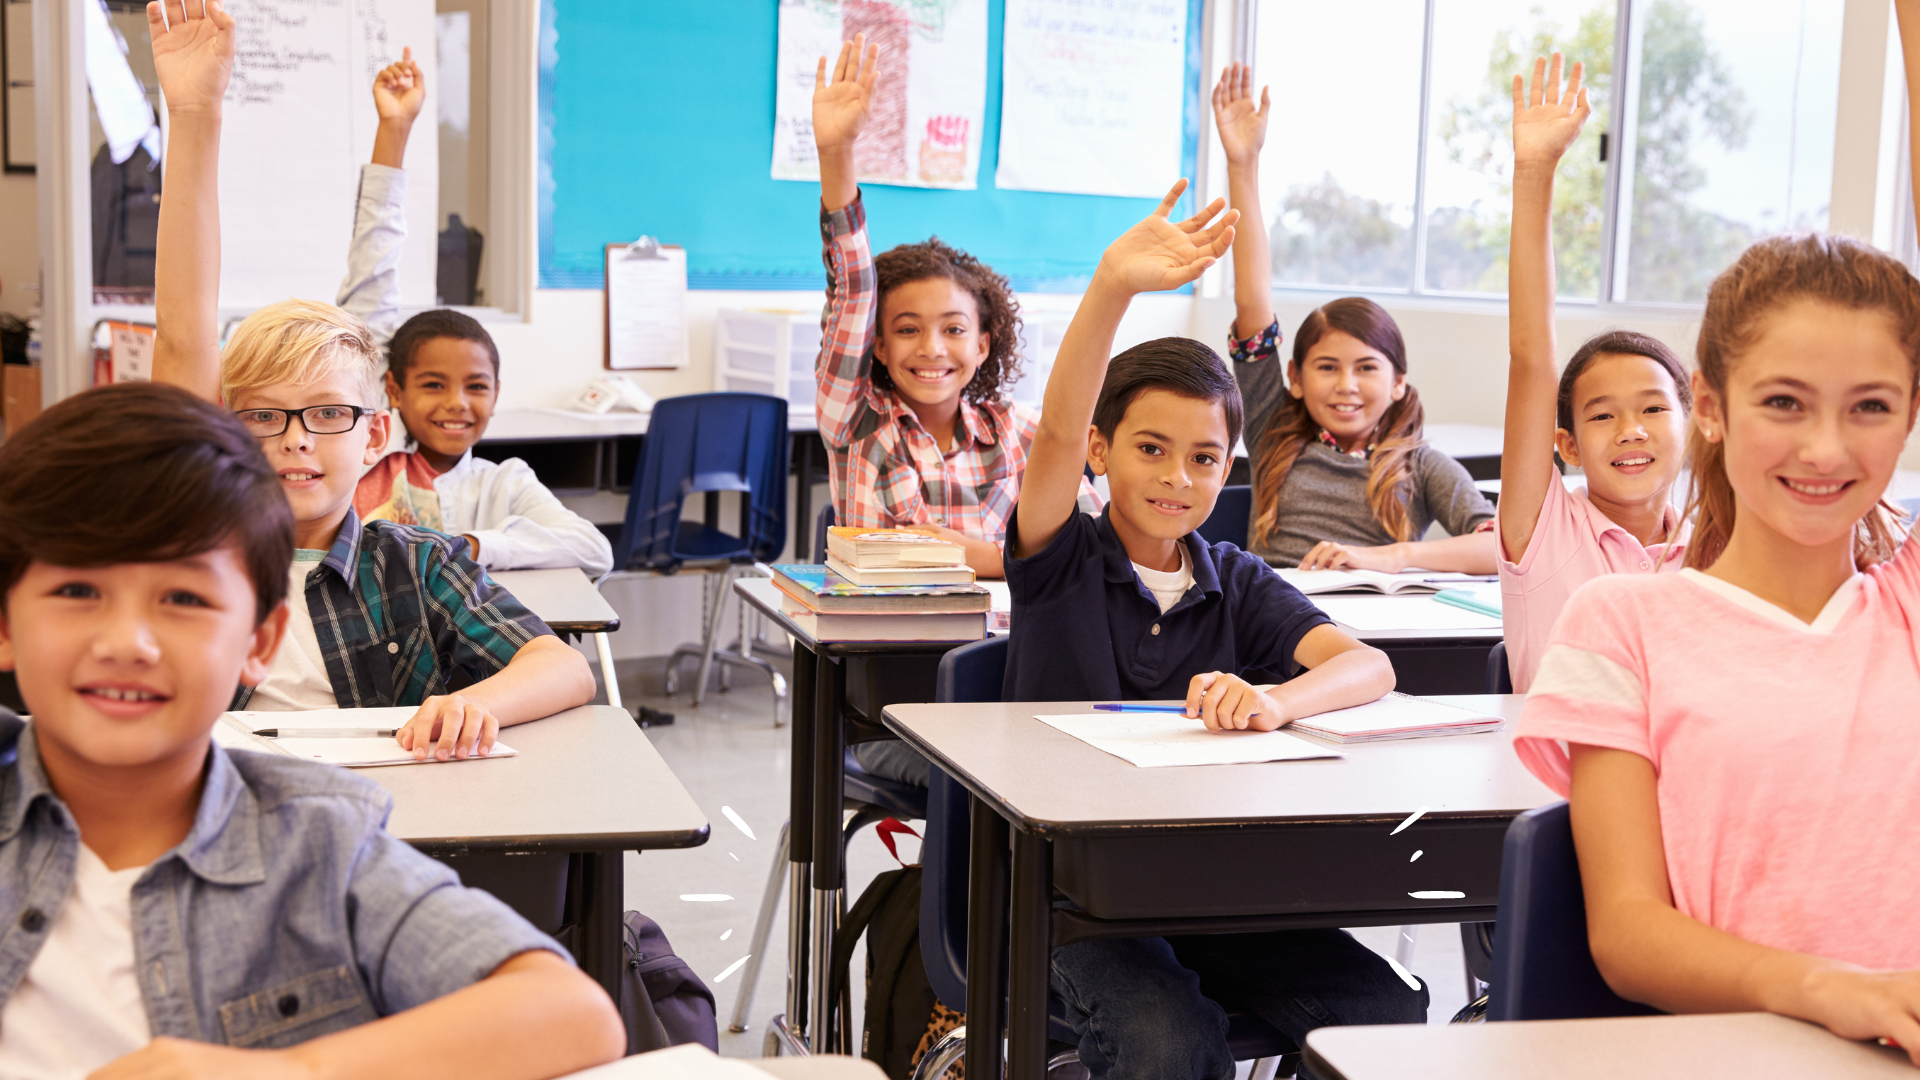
[252,728,399,738]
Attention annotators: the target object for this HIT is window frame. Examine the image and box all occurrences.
[1233,0,1894,319]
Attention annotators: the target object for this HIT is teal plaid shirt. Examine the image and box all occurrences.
[232,510,553,710]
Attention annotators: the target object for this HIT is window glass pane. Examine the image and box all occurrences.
[1255,0,1424,291]
[1424,0,1616,299]
[1619,0,1843,304]
[437,0,488,305]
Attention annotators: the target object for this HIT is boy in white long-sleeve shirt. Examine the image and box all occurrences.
[339,51,615,576]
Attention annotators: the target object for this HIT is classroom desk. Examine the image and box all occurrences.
[369,704,709,1003]
[481,408,825,562]
[880,694,1553,1080]
[1425,423,1504,480]
[1305,594,1503,695]
[492,568,625,709]
[1302,1012,1912,1080]
[732,576,981,1054]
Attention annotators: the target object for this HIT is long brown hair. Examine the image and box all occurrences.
[1251,298,1426,549]
[1684,233,1920,570]
[872,238,1022,405]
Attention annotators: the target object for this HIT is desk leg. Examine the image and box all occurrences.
[579,850,624,1006]
[1008,830,1052,1080]
[786,643,817,1045]
[594,632,622,710]
[808,648,846,1054]
[965,797,1010,1080]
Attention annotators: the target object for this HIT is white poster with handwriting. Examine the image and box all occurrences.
[202,0,436,309]
[771,0,989,191]
[995,0,1187,198]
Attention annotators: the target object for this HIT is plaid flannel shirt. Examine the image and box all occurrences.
[232,510,553,709]
[816,195,1098,538]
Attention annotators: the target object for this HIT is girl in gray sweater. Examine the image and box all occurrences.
[1214,65,1495,572]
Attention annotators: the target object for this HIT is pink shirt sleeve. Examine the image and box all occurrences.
[1512,576,1656,795]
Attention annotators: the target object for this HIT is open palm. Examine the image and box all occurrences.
[1512,53,1589,169]
[1212,62,1269,165]
[147,0,236,114]
[1097,180,1239,295]
[813,34,878,152]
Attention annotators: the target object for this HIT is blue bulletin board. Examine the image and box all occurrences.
[538,0,1206,293]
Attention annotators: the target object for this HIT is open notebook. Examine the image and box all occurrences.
[211,708,518,768]
[1276,568,1494,596]
[1286,692,1506,744]
[1036,712,1342,768]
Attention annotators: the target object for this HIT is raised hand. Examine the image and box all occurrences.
[1212,62,1270,166]
[373,46,427,128]
[146,0,236,115]
[1094,180,1238,296]
[813,34,878,153]
[1512,53,1589,170]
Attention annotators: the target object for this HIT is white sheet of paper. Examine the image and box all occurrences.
[1288,693,1504,741]
[995,0,1187,197]
[1312,596,1503,632]
[607,247,689,369]
[216,709,516,768]
[770,0,990,190]
[1036,713,1341,768]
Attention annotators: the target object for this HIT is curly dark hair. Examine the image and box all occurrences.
[871,238,1023,405]
[387,308,500,386]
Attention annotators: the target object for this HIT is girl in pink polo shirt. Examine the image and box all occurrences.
[1515,224,1920,1055]
[1496,55,1693,692]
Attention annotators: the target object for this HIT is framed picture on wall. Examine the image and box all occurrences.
[2,0,32,174]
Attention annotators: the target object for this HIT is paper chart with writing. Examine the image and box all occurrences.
[200,0,437,308]
[604,245,689,370]
[996,0,1187,197]
[771,0,989,190]
[1036,713,1340,768]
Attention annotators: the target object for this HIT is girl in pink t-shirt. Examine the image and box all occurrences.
[1496,55,1693,692]
[1516,221,1920,1052]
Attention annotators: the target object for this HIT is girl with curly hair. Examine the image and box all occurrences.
[811,35,1095,579]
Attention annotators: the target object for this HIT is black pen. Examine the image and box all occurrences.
[252,728,398,738]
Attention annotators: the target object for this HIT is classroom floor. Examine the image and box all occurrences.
[613,655,1477,1069]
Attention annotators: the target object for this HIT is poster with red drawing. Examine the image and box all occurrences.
[771,0,988,190]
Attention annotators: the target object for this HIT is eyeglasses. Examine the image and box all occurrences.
[233,404,371,438]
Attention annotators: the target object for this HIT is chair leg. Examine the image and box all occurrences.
[691,566,735,707]
[593,632,622,710]
[1248,1057,1284,1080]
[729,821,790,1033]
[910,1024,965,1080]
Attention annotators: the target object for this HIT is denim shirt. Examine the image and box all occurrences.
[231,509,553,710]
[0,712,564,1048]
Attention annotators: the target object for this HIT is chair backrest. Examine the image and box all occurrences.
[1487,801,1661,1021]
[612,393,790,573]
[813,504,836,564]
[920,636,1009,1013]
[1197,484,1252,547]
[1487,640,1514,694]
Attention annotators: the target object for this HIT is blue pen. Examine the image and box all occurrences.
[1092,703,1189,713]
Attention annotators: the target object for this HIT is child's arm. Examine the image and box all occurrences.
[396,634,596,761]
[89,951,624,1079]
[338,50,426,341]
[1298,530,1498,575]
[812,37,882,458]
[1014,182,1237,558]
[1500,54,1590,563]
[472,464,617,575]
[1569,744,1920,1061]
[1186,624,1393,732]
[148,0,237,403]
[908,523,1003,578]
[1213,62,1274,341]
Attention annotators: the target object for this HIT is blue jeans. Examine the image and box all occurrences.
[1050,929,1428,1080]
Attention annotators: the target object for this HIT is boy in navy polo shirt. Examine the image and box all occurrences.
[1005,181,1425,1079]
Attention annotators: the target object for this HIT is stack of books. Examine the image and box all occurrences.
[770,528,988,642]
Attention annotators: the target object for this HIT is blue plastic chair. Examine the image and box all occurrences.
[601,393,789,707]
[1486,801,1661,1021]
[914,637,1295,1079]
[1198,484,1253,547]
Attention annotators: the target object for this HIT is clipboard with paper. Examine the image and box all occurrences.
[603,237,689,370]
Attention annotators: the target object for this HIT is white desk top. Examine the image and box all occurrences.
[1425,423,1504,460]
[492,568,621,632]
[368,705,708,851]
[482,406,819,442]
[1307,592,1505,641]
[884,695,1553,835]
[1304,1012,1911,1080]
